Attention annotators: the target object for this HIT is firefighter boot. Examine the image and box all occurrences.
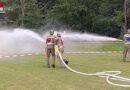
[52,64,55,68]
[64,59,69,64]
[47,63,50,68]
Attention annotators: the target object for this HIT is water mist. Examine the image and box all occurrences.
[0,28,45,55]
[0,28,122,55]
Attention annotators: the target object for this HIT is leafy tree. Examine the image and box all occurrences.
[47,0,93,30]
[92,0,124,37]
[3,0,43,28]
[37,0,58,25]
[3,0,21,25]
[46,0,124,37]
[23,0,43,28]
[2,0,127,37]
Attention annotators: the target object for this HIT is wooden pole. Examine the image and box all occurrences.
[20,0,25,27]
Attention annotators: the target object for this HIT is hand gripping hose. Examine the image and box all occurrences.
[56,45,130,87]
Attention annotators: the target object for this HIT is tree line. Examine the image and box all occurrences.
[1,0,129,38]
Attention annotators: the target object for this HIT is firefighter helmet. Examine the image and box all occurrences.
[57,33,61,37]
[50,30,54,35]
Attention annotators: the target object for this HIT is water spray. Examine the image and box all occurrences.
[56,45,130,87]
[0,28,122,55]
[0,28,45,55]
[13,28,45,43]
[59,31,122,42]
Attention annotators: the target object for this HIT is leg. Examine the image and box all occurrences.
[128,46,130,61]
[61,49,68,64]
[57,48,63,66]
[46,48,51,68]
[51,47,55,68]
[123,45,128,62]
[58,54,65,68]
[58,48,65,68]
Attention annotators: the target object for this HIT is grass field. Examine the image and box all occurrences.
[0,52,130,90]
[65,42,124,52]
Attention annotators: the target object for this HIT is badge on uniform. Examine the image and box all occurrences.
[126,37,130,41]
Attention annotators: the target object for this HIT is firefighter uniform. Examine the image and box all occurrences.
[123,33,130,62]
[46,31,56,68]
[56,34,68,68]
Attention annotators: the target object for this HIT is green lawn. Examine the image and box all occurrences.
[0,53,130,90]
[65,42,124,52]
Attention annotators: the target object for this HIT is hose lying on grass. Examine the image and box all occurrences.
[56,45,130,87]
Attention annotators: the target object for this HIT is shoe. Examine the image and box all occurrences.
[52,64,55,68]
[63,59,69,64]
[65,60,69,64]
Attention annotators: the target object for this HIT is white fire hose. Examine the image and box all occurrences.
[56,46,130,87]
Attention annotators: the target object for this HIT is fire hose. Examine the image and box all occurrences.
[56,45,130,87]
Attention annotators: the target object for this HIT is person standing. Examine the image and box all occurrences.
[123,30,130,62]
[56,33,68,68]
[45,30,56,68]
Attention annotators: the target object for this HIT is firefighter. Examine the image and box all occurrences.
[123,30,130,62]
[56,33,68,68]
[45,30,56,68]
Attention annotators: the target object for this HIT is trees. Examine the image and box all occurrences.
[1,0,126,37]
[46,0,91,30]
[92,0,124,37]
[23,0,43,28]
[4,0,21,25]
[37,0,58,26]
[45,0,124,37]
[4,0,43,28]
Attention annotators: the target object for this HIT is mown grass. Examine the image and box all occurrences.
[0,52,130,90]
[65,42,124,52]
[102,42,124,51]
